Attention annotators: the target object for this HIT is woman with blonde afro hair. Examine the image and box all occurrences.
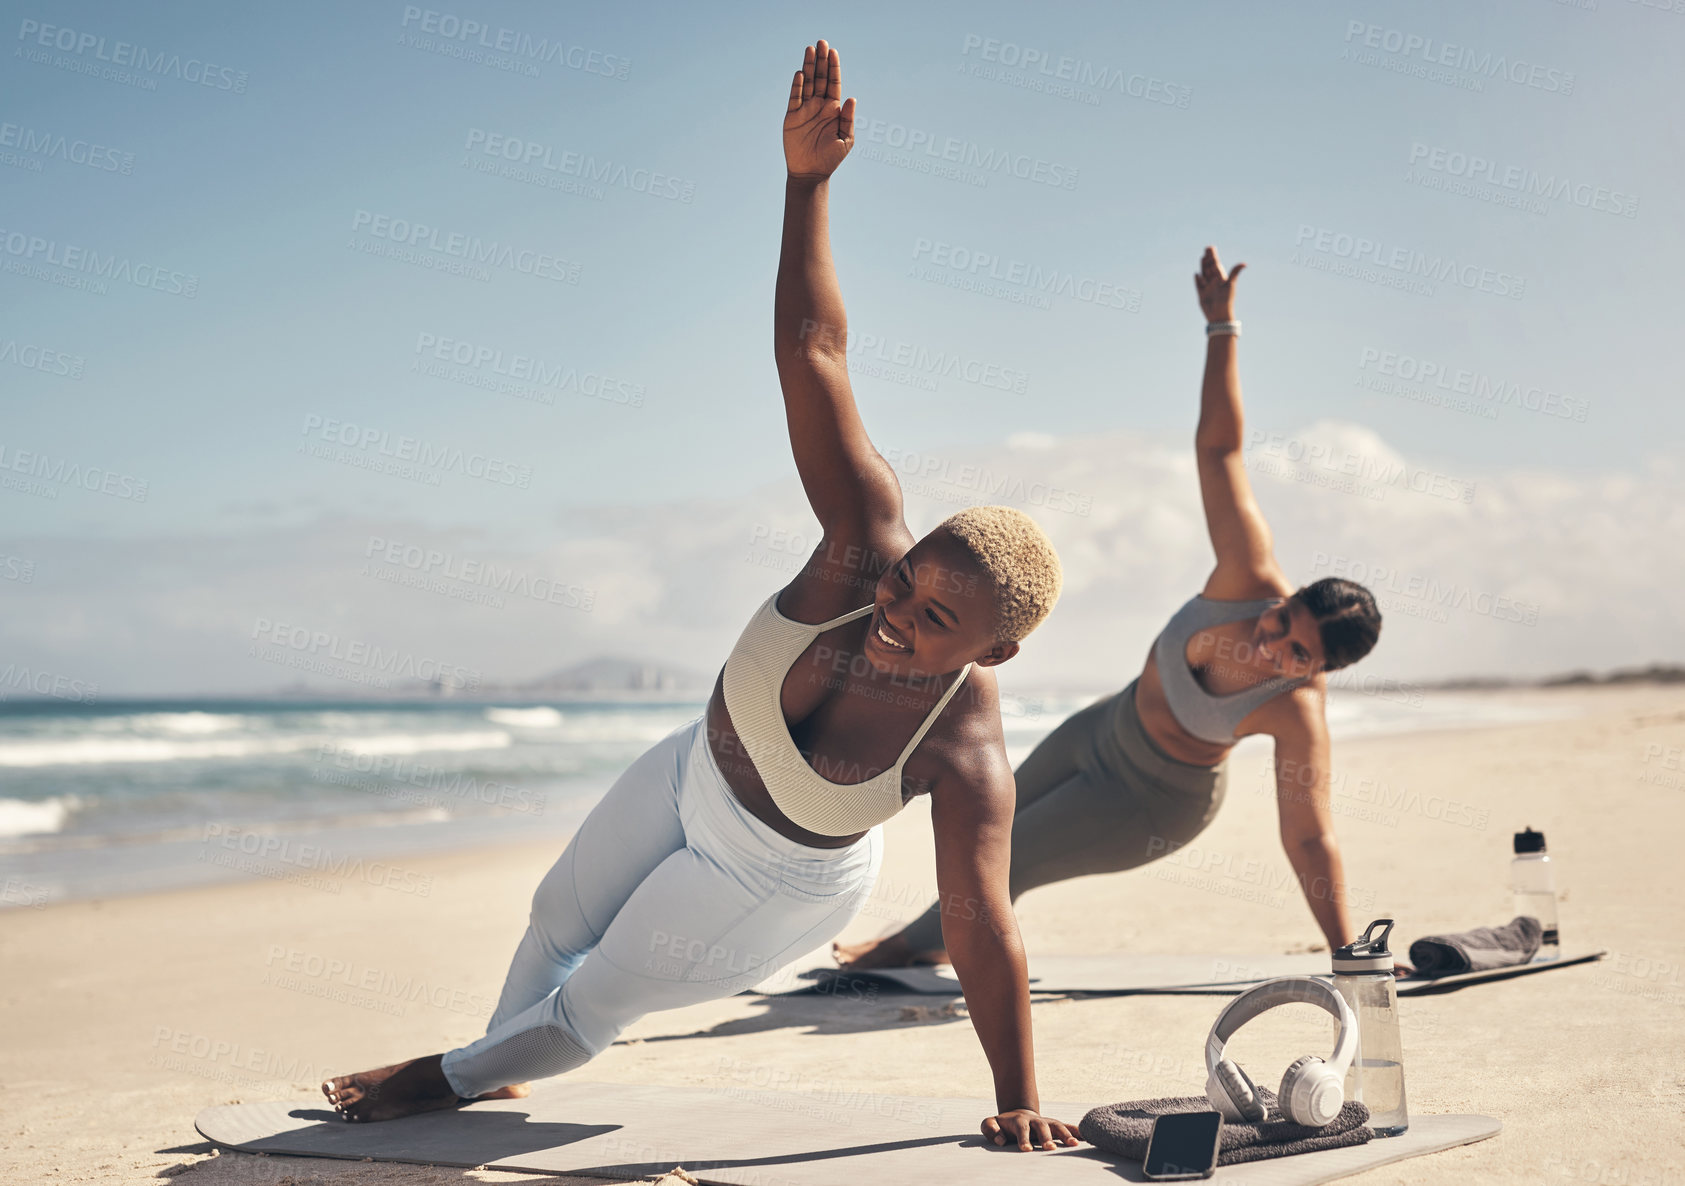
[938,504,1063,643]
[322,41,1082,1155]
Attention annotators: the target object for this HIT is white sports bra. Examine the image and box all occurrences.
[720,592,973,837]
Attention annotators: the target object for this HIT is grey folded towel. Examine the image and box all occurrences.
[1408,915,1543,977]
[1080,1088,1373,1166]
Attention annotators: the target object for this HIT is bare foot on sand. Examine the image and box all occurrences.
[832,932,951,970]
[478,1083,531,1100]
[321,1056,531,1122]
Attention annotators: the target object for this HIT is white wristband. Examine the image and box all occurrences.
[1205,320,1241,337]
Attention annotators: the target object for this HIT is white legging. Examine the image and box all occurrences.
[440,713,883,1099]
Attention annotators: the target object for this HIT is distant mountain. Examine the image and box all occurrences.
[238,656,712,701]
[499,656,711,695]
[1539,664,1685,688]
[1422,664,1685,691]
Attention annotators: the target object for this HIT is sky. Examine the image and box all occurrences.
[2,0,1682,697]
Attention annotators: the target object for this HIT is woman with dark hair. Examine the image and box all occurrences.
[837,247,1391,971]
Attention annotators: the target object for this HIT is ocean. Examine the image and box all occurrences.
[0,688,1569,908]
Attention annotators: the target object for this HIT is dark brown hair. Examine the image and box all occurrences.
[1295,578,1381,671]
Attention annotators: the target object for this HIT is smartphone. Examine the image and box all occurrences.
[1142,1110,1224,1180]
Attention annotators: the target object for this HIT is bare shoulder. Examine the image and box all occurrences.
[921,667,1014,805]
[1253,677,1328,741]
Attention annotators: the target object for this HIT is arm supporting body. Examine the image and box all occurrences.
[928,759,1041,1116]
[1271,702,1356,950]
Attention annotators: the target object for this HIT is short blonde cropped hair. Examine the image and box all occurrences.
[938,505,1063,643]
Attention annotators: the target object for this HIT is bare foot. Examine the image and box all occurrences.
[321,1057,528,1122]
[832,933,950,970]
[478,1083,531,1100]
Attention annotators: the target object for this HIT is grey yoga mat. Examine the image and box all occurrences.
[804,952,1332,995]
[195,1080,1501,1185]
[801,949,1606,996]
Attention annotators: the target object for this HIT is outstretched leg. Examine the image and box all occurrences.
[482,721,692,1030]
[835,684,1226,969]
[435,764,882,1101]
[326,716,882,1120]
[835,690,1113,968]
[323,717,694,1121]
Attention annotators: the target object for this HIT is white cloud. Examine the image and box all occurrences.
[3,423,1679,696]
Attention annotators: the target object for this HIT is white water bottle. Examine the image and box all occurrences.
[1511,827,1559,960]
[1331,918,1409,1136]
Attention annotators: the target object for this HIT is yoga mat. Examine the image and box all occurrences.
[803,950,1605,997]
[195,1080,1500,1185]
[1394,949,1605,996]
[804,953,1332,996]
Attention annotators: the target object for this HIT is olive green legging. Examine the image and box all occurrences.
[897,678,1228,953]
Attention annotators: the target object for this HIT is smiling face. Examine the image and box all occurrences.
[865,530,1020,678]
[1250,597,1327,679]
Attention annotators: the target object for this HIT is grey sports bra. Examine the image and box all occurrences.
[1152,595,1308,745]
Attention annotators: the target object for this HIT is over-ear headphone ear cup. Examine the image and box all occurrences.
[1212,1059,1267,1122]
[1280,1055,1344,1127]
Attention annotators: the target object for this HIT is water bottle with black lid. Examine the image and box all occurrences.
[1511,827,1559,960]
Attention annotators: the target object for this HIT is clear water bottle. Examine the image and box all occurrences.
[1511,827,1559,960]
[1332,918,1409,1136]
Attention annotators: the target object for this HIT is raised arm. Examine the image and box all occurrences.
[776,41,903,541]
[1192,247,1288,600]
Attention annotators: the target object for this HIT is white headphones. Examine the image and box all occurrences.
[1204,975,1358,1128]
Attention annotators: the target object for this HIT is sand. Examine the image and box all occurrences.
[4,683,1683,1186]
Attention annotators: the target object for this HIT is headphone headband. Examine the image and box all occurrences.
[1204,975,1358,1081]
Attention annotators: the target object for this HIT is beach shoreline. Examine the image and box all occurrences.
[0,683,1587,911]
[4,681,1683,1184]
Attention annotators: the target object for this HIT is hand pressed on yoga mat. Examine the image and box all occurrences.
[982,1108,1082,1151]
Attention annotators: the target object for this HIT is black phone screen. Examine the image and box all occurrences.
[1144,1110,1224,1179]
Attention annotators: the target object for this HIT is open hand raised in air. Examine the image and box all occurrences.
[1194,245,1246,324]
[783,39,855,179]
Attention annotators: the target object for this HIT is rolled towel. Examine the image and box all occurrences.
[1408,915,1543,977]
[1081,1088,1373,1166]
